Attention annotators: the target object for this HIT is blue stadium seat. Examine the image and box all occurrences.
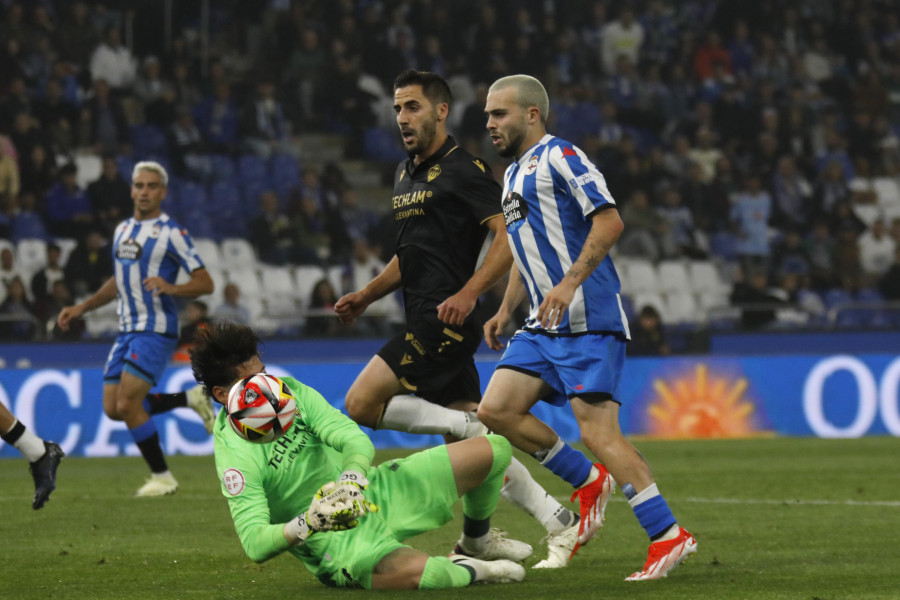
[363,127,406,163]
[177,181,210,215]
[130,124,169,155]
[238,154,267,181]
[269,153,301,187]
[115,155,136,181]
[824,288,853,310]
[209,154,236,180]
[208,181,243,212]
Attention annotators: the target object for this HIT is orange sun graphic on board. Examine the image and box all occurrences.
[646,363,760,438]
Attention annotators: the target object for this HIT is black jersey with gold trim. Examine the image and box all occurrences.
[391,136,502,319]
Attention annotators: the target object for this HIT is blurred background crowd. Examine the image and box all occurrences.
[0,0,898,350]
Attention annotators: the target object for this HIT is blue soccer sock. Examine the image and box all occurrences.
[535,438,593,488]
[627,483,677,540]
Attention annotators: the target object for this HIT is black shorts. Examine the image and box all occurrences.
[377,313,482,407]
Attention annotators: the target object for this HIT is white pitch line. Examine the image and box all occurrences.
[554,496,900,507]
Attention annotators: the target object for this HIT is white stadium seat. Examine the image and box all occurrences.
[293,265,326,307]
[665,291,701,324]
[633,292,668,323]
[16,238,48,277]
[624,260,659,294]
[258,265,300,300]
[192,238,223,271]
[224,267,262,298]
[55,238,78,268]
[219,238,257,269]
[657,261,692,294]
[689,261,727,294]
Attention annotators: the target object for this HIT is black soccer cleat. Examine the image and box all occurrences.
[29,441,64,510]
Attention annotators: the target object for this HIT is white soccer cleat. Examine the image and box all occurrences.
[134,472,179,497]
[449,554,526,584]
[186,384,216,434]
[454,528,533,562]
[625,526,697,581]
[533,522,579,569]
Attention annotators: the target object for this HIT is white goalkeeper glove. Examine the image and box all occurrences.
[335,470,378,519]
[283,481,378,545]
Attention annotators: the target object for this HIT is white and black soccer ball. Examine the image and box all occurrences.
[226,373,296,443]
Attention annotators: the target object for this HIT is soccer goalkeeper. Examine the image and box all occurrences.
[190,322,530,590]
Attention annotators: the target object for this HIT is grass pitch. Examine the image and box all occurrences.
[2,437,898,600]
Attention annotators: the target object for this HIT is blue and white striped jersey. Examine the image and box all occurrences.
[501,134,630,338]
[112,213,205,336]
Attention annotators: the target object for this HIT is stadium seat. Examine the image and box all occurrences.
[116,155,136,180]
[16,238,48,277]
[224,266,262,296]
[177,180,210,210]
[130,124,169,155]
[11,212,50,242]
[269,153,302,188]
[209,154,236,180]
[219,238,258,269]
[192,238,223,271]
[258,265,301,302]
[363,127,407,163]
[293,265,326,306]
[665,290,701,324]
[83,301,118,339]
[688,261,727,294]
[657,261,692,294]
[823,288,853,310]
[624,260,659,294]
[238,154,268,181]
[74,154,103,189]
[208,181,242,212]
[55,238,78,268]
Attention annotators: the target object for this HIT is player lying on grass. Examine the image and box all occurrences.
[189,321,531,590]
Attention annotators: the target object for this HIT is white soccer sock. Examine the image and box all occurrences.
[626,482,660,508]
[8,422,46,462]
[378,395,470,437]
[501,457,577,534]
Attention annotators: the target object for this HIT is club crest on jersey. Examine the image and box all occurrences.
[116,239,143,263]
[427,165,441,182]
[502,191,528,231]
[525,155,539,175]
[223,468,245,496]
[149,223,161,238]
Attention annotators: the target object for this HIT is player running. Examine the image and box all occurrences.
[190,321,528,590]
[478,74,697,580]
[335,69,581,567]
[58,161,216,497]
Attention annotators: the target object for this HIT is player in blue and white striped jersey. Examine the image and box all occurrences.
[477,75,696,581]
[58,161,216,497]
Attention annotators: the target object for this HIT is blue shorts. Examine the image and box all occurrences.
[497,330,625,406]
[103,332,178,386]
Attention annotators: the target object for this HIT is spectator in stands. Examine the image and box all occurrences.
[656,185,705,259]
[168,105,213,181]
[619,188,665,261]
[80,78,130,155]
[212,282,251,325]
[771,228,811,279]
[730,172,772,273]
[771,156,814,233]
[281,27,328,127]
[8,110,43,164]
[249,189,300,265]
[240,79,296,159]
[629,305,669,356]
[33,78,79,155]
[290,190,331,265]
[0,246,26,291]
[0,77,32,133]
[339,238,402,337]
[688,127,724,184]
[172,300,210,364]
[87,155,131,236]
[44,162,93,239]
[89,26,137,96]
[879,246,900,301]
[10,191,49,242]
[0,275,38,340]
[133,55,176,127]
[64,228,112,298]
[0,134,18,206]
[858,217,896,284]
[730,268,784,331]
[36,279,83,341]
[305,277,340,337]
[194,81,239,155]
[29,242,64,305]
[600,6,644,75]
[54,1,99,73]
[18,143,56,200]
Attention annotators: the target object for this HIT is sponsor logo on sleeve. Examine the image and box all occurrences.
[569,172,597,189]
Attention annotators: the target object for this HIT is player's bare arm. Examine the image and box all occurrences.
[484,263,528,351]
[437,214,513,326]
[57,276,118,330]
[538,208,623,329]
[335,255,402,324]
[144,267,214,298]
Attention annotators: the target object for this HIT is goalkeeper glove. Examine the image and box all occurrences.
[283,481,379,545]
[335,470,378,519]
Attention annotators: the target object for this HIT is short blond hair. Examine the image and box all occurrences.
[489,75,550,124]
[132,161,169,187]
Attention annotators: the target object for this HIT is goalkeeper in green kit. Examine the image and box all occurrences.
[190,322,529,590]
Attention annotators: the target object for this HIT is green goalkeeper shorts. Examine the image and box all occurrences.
[306,444,458,589]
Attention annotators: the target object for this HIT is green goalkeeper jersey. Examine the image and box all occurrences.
[213,376,375,565]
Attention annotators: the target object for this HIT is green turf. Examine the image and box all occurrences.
[2,437,898,599]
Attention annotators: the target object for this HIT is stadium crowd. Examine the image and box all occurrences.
[0,0,899,343]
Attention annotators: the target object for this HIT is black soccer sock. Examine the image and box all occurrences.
[136,433,168,474]
[143,392,188,415]
[0,419,25,444]
[462,515,491,539]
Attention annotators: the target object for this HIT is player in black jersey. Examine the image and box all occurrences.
[335,70,582,569]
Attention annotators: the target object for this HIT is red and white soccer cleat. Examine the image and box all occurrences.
[625,526,697,581]
[570,464,615,546]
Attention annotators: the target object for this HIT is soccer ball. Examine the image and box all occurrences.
[226,373,296,443]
